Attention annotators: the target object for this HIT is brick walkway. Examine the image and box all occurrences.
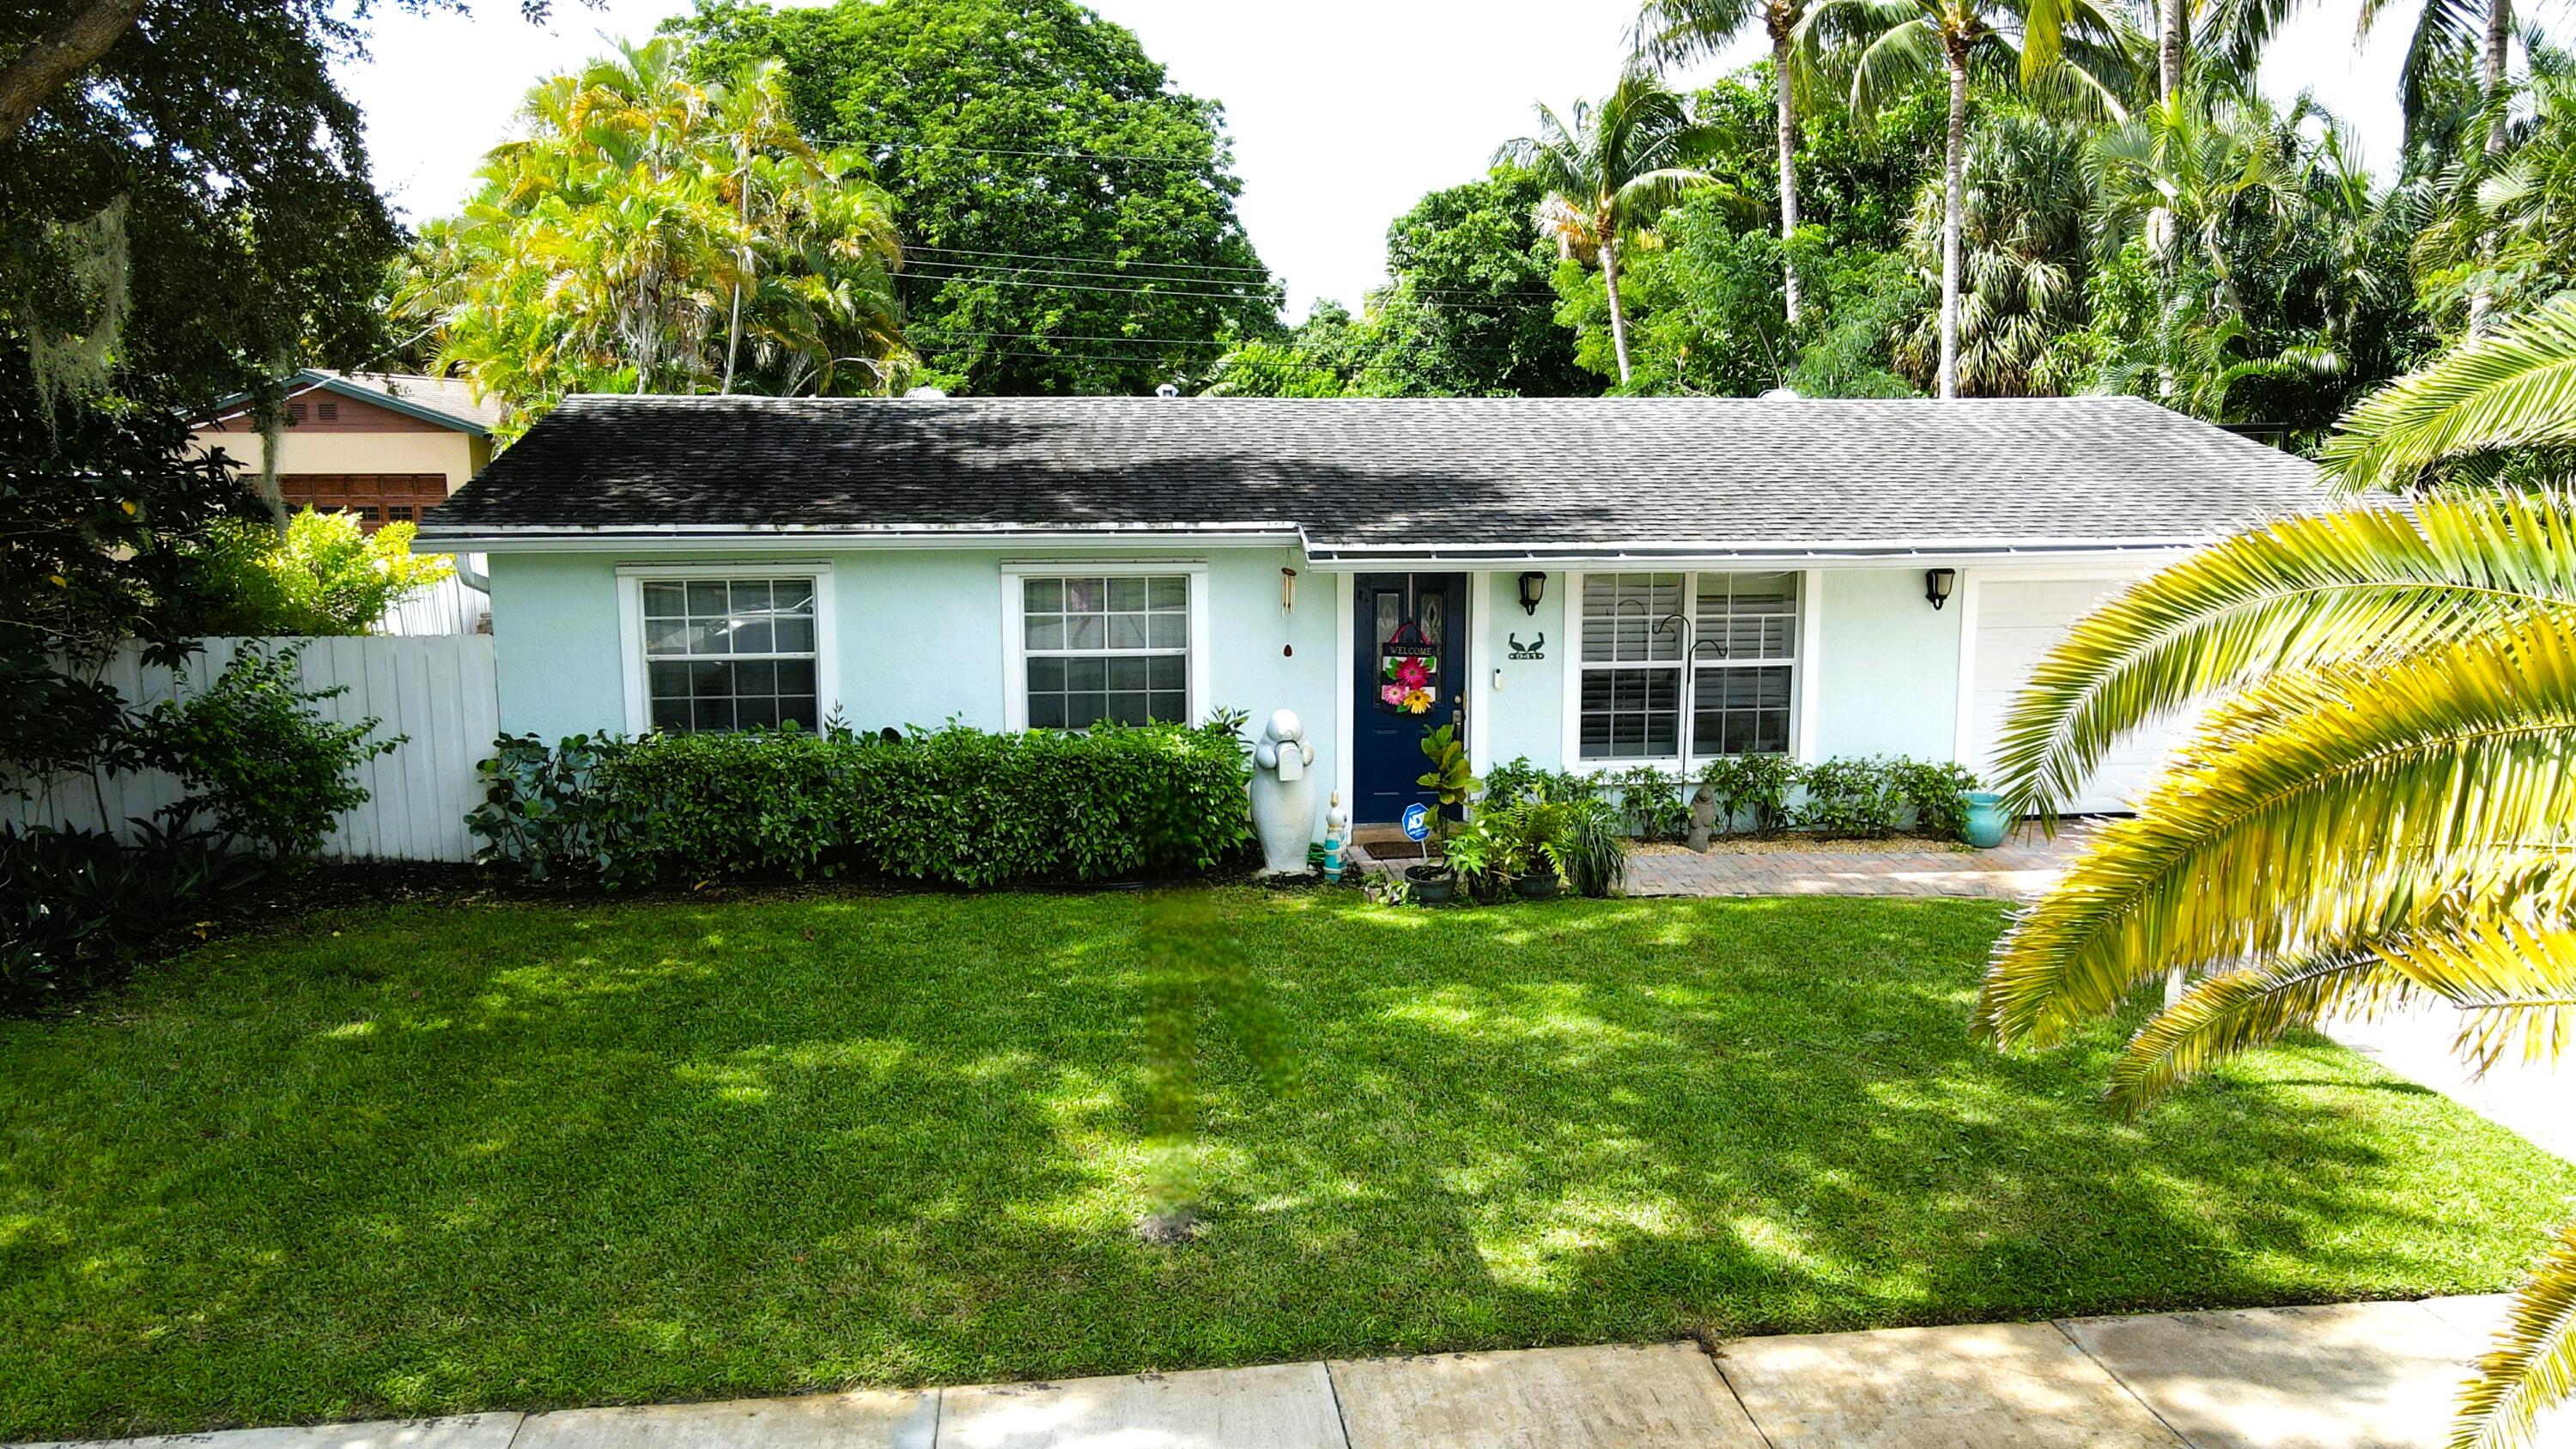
[1621,828,2087,901]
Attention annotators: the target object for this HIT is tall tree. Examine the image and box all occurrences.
[1978,298,2576,1449]
[3,0,411,774]
[1806,0,2110,397]
[1637,0,1817,327]
[675,0,1276,396]
[398,37,905,432]
[1498,68,1729,385]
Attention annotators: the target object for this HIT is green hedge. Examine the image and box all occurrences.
[468,721,1255,889]
[1484,753,1978,842]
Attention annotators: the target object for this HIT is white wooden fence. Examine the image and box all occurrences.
[4,636,499,862]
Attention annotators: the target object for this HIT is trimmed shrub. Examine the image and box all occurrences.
[1479,752,1979,843]
[468,720,1255,889]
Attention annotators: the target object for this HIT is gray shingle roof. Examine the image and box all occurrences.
[424,393,2324,557]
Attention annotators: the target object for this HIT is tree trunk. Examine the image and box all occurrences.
[2469,0,2515,337]
[2159,0,2187,103]
[723,153,751,395]
[0,0,147,142]
[1602,233,1635,386]
[1939,50,1967,400]
[1772,19,1802,329]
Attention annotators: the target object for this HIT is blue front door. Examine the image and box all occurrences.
[1353,573,1467,825]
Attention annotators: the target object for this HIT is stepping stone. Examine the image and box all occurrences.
[514,1391,936,1449]
[2063,1300,2486,1449]
[23,1416,522,1449]
[1329,1341,1764,1448]
[934,1363,1344,1448]
[1714,1320,2180,1446]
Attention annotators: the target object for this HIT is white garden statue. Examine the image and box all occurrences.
[1249,708,1317,875]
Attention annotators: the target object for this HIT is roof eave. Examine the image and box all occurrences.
[204,368,495,436]
[416,521,1309,554]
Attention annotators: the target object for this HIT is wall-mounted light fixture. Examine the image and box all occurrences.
[1925,568,1957,610]
[1518,571,1547,616]
[1281,567,1297,613]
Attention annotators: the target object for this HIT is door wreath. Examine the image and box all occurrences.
[1377,618,1440,715]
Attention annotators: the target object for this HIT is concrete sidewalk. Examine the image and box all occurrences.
[29,1294,2569,1449]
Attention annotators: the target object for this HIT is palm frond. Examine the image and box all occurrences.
[1978,611,2576,1050]
[2381,915,2576,1071]
[1990,490,2576,818]
[2319,294,2576,491]
[2107,951,2423,1114]
[2452,1218,2576,1449]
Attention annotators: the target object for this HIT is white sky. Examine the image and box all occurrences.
[339,0,2417,319]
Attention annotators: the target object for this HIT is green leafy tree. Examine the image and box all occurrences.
[192,510,457,637]
[675,0,1277,395]
[398,37,905,432]
[1638,0,1825,326]
[1978,296,2576,1449]
[1498,67,1733,385]
[1201,169,1595,399]
[1804,0,2120,398]
[3,0,414,780]
[1894,107,2093,393]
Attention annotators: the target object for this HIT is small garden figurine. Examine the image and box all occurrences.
[1250,708,1318,875]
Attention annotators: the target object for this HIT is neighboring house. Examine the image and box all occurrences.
[195,369,506,635]
[419,395,2324,832]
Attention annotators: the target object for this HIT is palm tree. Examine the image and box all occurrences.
[1975,295,2576,1449]
[1803,0,2109,397]
[1895,107,2094,393]
[1636,0,1814,326]
[1498,68,1728,386]
[395,35,906,431]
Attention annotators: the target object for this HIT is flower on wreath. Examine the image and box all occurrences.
[1394,656,1431,690]
[1380,683,1408,707]
[1401,688,1434,714]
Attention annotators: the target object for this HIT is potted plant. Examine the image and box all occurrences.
[1487,798,1568,898]
[1443,823,1503,904]
[1405,724,1482,904]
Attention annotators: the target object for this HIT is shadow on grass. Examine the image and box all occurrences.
[0,889,2567,1439]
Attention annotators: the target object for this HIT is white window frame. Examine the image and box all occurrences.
[999,560,1212,731]
[617,562,840,735]
[1557,568,1815,770]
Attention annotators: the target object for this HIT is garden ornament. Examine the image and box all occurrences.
[1687,781,1718,853]
[1250,708,1317,875]
[1323,790,1348,881]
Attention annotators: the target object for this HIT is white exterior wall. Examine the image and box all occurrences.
[478,549,2190,838]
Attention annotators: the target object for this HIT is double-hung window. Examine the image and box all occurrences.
[631,574,822,733]
[1018,573,1192,728]
[1577,570,1801,763]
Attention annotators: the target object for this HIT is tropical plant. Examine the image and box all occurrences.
[1498,67,1732,384]
[397,36,906,432]
[192,510,456,636]
[1416,724,1484,831]
[1896,107,2095,393]
[1802,0,2112,397]
[1637,0,1821,326]
[1976,298,2576,1448]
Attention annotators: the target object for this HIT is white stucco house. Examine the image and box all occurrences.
[416,394,2323,831]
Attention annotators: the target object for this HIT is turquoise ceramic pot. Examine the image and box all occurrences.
[1962,791,2010,849]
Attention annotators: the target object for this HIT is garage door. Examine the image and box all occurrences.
[1966,575,2190,814]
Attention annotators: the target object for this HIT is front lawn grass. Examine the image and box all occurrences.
[4,890,2571,1439]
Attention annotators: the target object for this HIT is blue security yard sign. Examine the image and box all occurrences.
[1401,802,1430,842]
